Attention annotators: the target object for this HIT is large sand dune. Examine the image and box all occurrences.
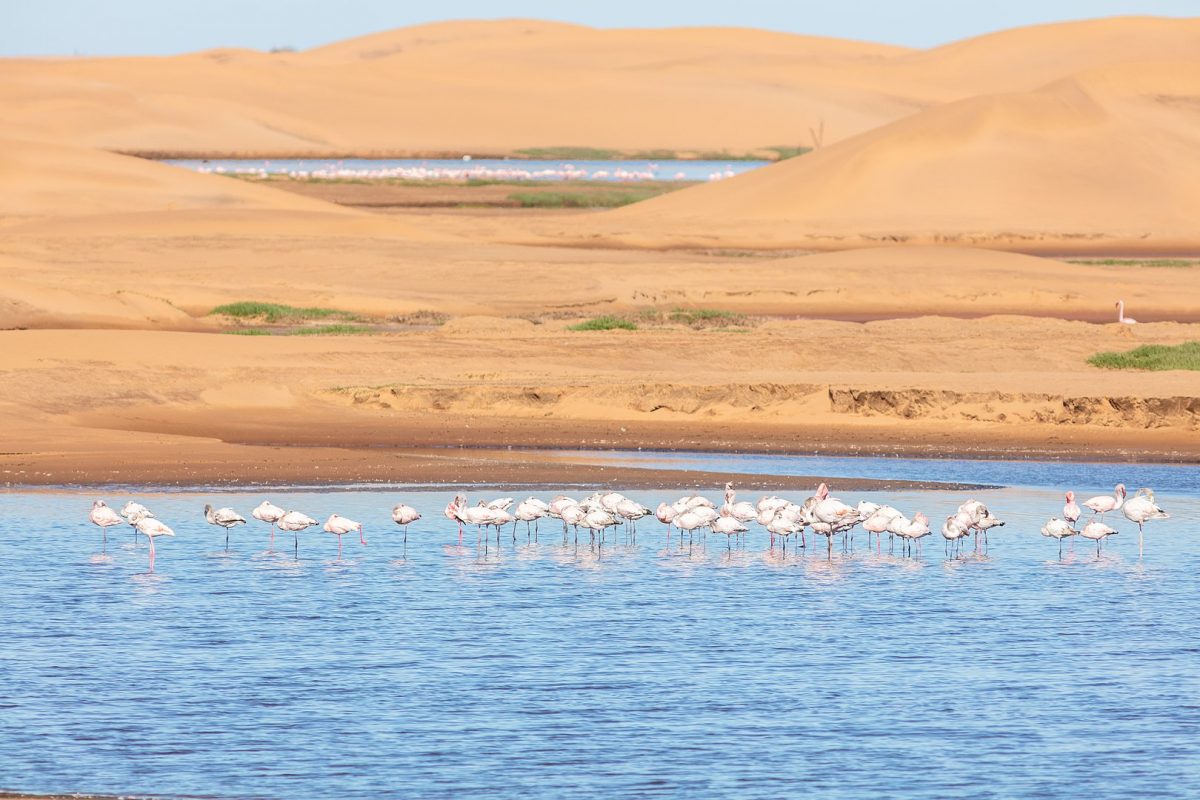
[553,61,1200,252]
[4,16,1197,155]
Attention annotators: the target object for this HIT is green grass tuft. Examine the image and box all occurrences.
[507,189,666,208]
[226,328,273,336]
[210,301,358,323]
[668,308,747,328]
[567,316,638,331]
[225,324,374,336]
[1088,341,1200,370]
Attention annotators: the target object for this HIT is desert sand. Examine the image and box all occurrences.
[2,16,1199,485]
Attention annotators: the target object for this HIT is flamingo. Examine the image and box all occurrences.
[133,515,174,572]
[1083,484,1126,520]
[252,500,286,549]
[582,508,620,544]
[1063,492,1081,527]
[894,513,931,556]
[204,504,247,551]
[561,503,586,542]
[323,514,364,559]
[278,510,318,558]
[1115,300,1137,324]
[89,500,124,551]
[599,492,628,513]
[712,514,749,547]
[444,494,467,543]
[614,498,651,533]
[1080,520,1119,556]
[765,509,802,552]
[941,514,970,557]
[655,502,677,540]
[864,506,902,553]
[1121,488,1169,558]
[121,501,153,542]
[1041,518,1077,558]
[673,509,707,544]
[722,483,758,523]
[391,504,421,548]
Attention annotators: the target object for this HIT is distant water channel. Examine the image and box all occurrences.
[2,453,1197,798]
[166,158,769,182]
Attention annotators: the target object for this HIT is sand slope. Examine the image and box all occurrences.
[4,17,1198,155]
[561,61,1200,252]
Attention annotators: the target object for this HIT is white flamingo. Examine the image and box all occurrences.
[252,500,286,549]
[722,483,758,523]
[391,504,421,547]
[204,504,247,551]
[712,514,748,547]
[1041,518,1077,558]
[323,514,364,559]
[1080,520,1119,556]
[1115,300,1137,324]
[89,500,124,551]
[614,498,651,533]
[655,502,677,540]
[278,511,318,558]
[133,515,174,572]
[1083,484,1126,520]
[121,501,153,542]
[766,509,803,552]
[514,498,549,540]
[1121,488,1169,558]
[942,514,970,557]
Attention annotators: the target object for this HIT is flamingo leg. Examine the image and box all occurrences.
[1139,523,1144,559]
[148,536,156,572]
[225,529,230,551]
[294,533,299,560]
[270,523,275,551]
[337,534,343,560]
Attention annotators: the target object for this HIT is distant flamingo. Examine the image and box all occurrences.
[392,503,421,547]
[89,500,124,551]
[121,501,153,541]
[1063,491,1081,527]
[252,500,286,549]
[942,514,970,557]
[204,504,247,550]
[1121,488,1169,558]
[278,511,318,558]
[722,483,758,523]
[614,498,651,534]
[1041,518,1077,558]
[655,502,677,540]
[1080,520,1119,556]
[1083,484,1126,520]
[323,514,364,559]
[133,515,174,571]
[444,494,466,543]
[711,514,748,547]
[1115,300,1137,324]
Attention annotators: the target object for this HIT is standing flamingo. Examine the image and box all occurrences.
[1041,518,1077,558]
[1115,300,1137,324]
[121,501,153,542]
[444,494,467,543]
[133,515,174,572]
[1083,484,1126,521]
[711,514,748,548]
[1121,488,1169,558]
[89,500,124,551]
[204,504,247,551]
[323,514,364,559]
[1063,491,1081,527]
[1080,520,1119,556]
[514,498,549,540]
[722,483,758,523]
[252,500,286,549]
[391,503,421,548]
[655,502,677,541]
[277,511,318,558]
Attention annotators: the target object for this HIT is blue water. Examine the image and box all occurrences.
[165,158,766,183]
[2,457,1198,798]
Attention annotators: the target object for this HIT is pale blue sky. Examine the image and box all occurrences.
[4,0,1196,55]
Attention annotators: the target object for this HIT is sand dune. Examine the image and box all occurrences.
[555,60,1200,252]
[4,16,1197,155]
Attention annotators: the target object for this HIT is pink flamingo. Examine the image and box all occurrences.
[444,494,466,543]
[1063,492,1081,527]
[1080,520,1118,557]
[1115,300,1137,324]
[323,514,364,559]
[204,504,246,551]
[277,511,318,558]
[392,504,421,547]
[89,500,124,551]
[1121,488,1169,558]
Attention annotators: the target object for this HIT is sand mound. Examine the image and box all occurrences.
[569,61,1200,252]
[438,316,538,335]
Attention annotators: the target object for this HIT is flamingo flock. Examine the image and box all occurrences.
[85,480,1173,572]
[190,160,743,183]
[1041,483,1170,558]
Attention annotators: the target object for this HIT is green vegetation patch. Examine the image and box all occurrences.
[507,189,667,208]
[1088,342,1200,371]
[225,324,374,337]
[567,316,638,331]
[668,308,748,329]
[515,147,621,160]
[1068,258,1198,268]
[210,301,359,323]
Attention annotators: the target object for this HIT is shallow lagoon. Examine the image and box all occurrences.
[2,456,1197,798]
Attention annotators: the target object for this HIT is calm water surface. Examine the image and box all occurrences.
[2,455,1198,798]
